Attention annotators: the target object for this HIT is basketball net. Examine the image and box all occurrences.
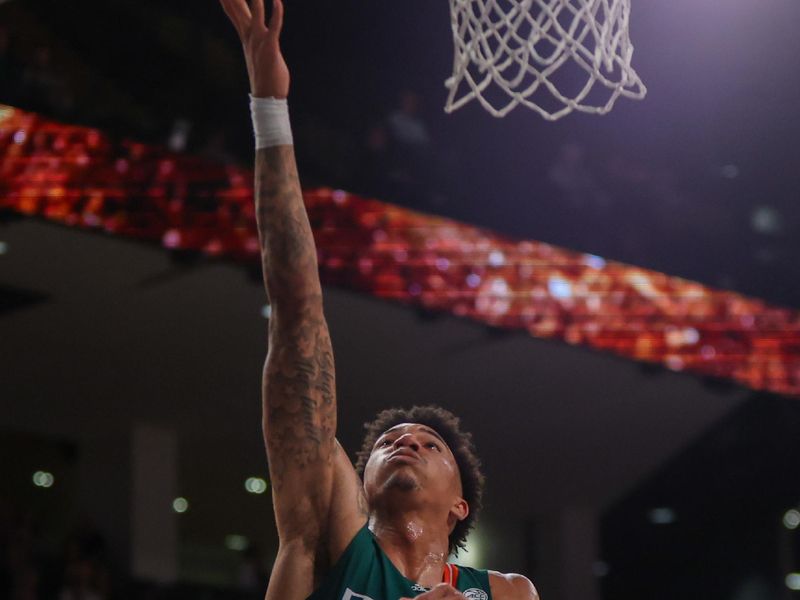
[445,0,647,120]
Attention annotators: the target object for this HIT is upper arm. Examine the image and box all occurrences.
[488,572,540,600]
[263,302,368,560]
[263,300,337,544]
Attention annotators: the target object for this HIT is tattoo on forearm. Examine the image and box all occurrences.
[255,145,337,493]
[264,305,336,490]
[255,146,320,301]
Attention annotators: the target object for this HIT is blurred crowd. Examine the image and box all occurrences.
[0,496,110,600]
[0,19,447,216]
[0,493,269,600]
[0,27,75,121]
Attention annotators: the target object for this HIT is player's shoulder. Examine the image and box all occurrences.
[487,571,540,600]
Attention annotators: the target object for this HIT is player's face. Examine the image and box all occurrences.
[363,422,463,505]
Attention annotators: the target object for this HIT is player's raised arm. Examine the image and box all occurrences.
[221,4,369,595]
[220,0,337,548]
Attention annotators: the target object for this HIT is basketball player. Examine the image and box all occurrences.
[219,1,541,599]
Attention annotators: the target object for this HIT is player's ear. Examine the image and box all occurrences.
[450,497,469,523]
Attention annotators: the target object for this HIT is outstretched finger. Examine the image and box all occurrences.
[250,0,267,32]
[268,0,284,38]
[220,0,252,37]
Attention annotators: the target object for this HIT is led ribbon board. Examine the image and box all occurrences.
[1,105,798,396]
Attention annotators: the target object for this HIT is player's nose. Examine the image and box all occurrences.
[393,432,421,451]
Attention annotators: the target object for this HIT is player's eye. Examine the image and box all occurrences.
[426,442,441,451]
[379,439,393,447]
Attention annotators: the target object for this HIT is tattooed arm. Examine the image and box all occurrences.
[220,0,368,595]
[257,143,336,525]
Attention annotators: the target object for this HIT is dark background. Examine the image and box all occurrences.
[1,1,799,599]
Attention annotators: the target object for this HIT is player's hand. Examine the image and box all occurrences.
[220,0,290,98]
[400,584,466,600]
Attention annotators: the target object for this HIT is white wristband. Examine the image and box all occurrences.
[249,95,293,149]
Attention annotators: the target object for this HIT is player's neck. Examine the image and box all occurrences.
[369,512,449,588]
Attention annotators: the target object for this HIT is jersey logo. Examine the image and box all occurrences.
[411,584,430,593]
[464,588,489,600]
[342,588,376,600]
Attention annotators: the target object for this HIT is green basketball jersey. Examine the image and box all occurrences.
[307,524,492,600]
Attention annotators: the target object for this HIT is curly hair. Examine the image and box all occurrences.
[354,405,485,556]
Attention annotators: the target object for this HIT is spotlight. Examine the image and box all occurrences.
[172,497,189,513]
[783,509,800,530]
[786,573,800,591]
[225,534,249,551]
[32,471,54,488]
[245,477,268,494]
[647,507,676,525]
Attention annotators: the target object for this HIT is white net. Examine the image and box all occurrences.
[445,0,647,120]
